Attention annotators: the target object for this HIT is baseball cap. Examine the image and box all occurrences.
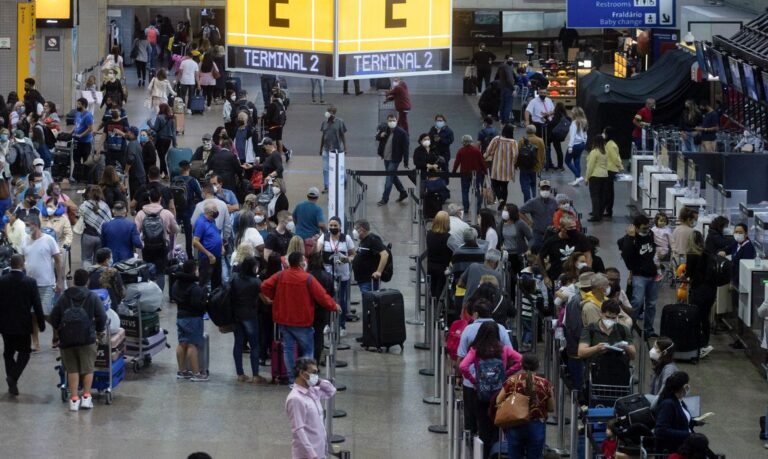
[202,133,213,141]
[307,187,320,198]
[178,160,191,168]
[33,158,44,166]
[259,136,274,146]
[556,193,570,203]
[128,126,139,137]
[14,129,25,139]
[578,272,595,289]
[539,180,551,189]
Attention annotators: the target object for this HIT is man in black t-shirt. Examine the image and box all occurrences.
[130,166,176,216]
[351,219,389,294]
[264,210,294,259]
[472,43,496,93]
[539,213,591,285]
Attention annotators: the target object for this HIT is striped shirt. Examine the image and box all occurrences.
[79,200,112,235]
[485,136,518,182]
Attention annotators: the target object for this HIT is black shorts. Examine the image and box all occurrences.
[268,126,283,141]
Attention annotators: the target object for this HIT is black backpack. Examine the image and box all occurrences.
[516,138,538,170]
[9,142,39,176]
[43,125,57,150]
[381,242,395,282]
[58,296,93,347]
[707,254,732,287]
[207,280,234,327]
[171,176,189,211]
[141,211,167,251]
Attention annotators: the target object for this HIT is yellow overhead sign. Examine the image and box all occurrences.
[226,0,452,79]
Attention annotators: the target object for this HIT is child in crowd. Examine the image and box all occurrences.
[652,212,672,280]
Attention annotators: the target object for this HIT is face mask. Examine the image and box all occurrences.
[554,296,563,306]
[605,286,612,296]
[254,215,265,224]
[602,318,616,329]
[421,140,431,148]
[723,226,733,236]
[501,211,510,221]
[238,119,246,126]
[540,190,550,199]
[649,347,661,361]
[566,229,578,238]
[203,141,212,150]
[387,121,397,129]
[0,135,7,142]
[210,211,219,219]
[272,186,281,195]
[25,227,33,235]
[435,120,445,129]
[577,261,588,270]
[638,231,649,237]
[77,106,84,112]
[734,233,745,243]
[230,95,237,101]
[107,258,114,266]
[539,95,546,100]
[46,206,56,215]
[324,111,332,119]
[307,373,319,386]
[329,227,340,235]
[139,135,148,143]
[34,165,43,173]
[286,221,295,232]
[212,185,220,193]
[352,229,360,240]
[301,261,308,271]
[560,204,569,210]
[683,385,690,397]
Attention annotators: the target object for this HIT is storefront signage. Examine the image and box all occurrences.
[567,0,676,29]
[226,0,452,79]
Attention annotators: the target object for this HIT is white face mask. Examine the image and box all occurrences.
[605,286,612,296]
[421,140,431,148]
[254,215,265,224]
[35,165,43,173]
[300,261,308,271]
[554,296,563,306]
[540,190,551,199]
[602,318,616,329]
[649,347,661,361]
[203,140,213,150]
[307,373,319,386]
[272,186,281,195]
[286,221,295,232]
[387,121,397,129]
[560,204,569,210]
[46,206,56,215]
[501,210,510,221]
[212,185,220,193]
[352,229,360,240]
[734,233,745,243]
[577,261,588,270]
[324,111,332,119]
[230,95,236,102]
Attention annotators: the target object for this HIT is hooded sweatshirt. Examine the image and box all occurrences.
[49,286,107,348]
[621,231,657,277]
[172,272,207,318]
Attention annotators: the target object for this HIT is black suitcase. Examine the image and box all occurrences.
[463,77,477,95]
[361,287,406,352]
[659,303,700,362]
[51,153,71,182]
[114,258,153,284]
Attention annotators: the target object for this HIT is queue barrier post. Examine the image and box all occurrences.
[569,390,579,455]
[324,328,345,445]
[423,296,442,405]
[515,276,523,350]
[461,430,472,459]
[414,266,432,350]
[553,364,570,456]
[637,331,648,392]
[408,251,426,326]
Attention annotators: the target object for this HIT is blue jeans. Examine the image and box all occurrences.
[682,131,698,152]
[382,160,406,202]
[519,170,537,203]
[338,279,349,329]
[565,142,586,179]
[359,280,374,296]
[522,319,533,345]
[310,79,324,101]
[631,275,661,336]
[500,88,514,124]
[460,173,483,214]
[279,325,314,384]
[506,419,546,459]
[234,319,260,376]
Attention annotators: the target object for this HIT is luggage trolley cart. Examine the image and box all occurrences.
[52,133,75,182]
[378,91,395,124]
[587,353,633,408]
[119,292,170,372]
[56,291,125,405]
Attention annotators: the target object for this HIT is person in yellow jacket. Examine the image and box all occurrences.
[602,127,623,217]
[585,135,610,222]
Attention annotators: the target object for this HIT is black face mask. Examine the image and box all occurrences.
[609,282,621,294]
[566,229,578,238]
[210,211,219,219]
[539,95,546,100]
[329,227,340,235]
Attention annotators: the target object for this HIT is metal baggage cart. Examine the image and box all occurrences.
[378,91,395,124]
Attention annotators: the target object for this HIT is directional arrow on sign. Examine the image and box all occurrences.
[662,13,670,23]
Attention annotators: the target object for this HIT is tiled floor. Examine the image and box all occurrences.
[1,65,765,458]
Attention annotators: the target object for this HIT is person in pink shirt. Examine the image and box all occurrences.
[285,358,337,459]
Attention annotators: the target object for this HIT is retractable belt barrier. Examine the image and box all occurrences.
[325,311,349,453]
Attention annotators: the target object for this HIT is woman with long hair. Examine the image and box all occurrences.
[267,178,289,224]
[566,106,588,184]
[78,185,113,267]
[99,165,127,209]
[232,210,264,269]
[485,124,517,210]
[460,321,523,459]
[679,99,702,153]
[478,208,498,250]
[602,126,623,217]
[546,102,568,170]
[426,211,453,301]
[649,336,679,395]
[147,68,177,112]
[684,230,716,358]
[151,102,176,178]
[585,134,609,222]
[198,53,219,109]
[654,371,695,451]
[316,216,356,335]
[230,256,268,384]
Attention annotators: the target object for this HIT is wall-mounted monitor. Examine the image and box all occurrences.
[762,70,768,106]
[728,56,743,93]
[742,63,759,102]
[712,49,728,85]
[36,0,74,28]
[474,10,500,25]
[694,42,710,76]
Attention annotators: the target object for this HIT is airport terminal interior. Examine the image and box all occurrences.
[1,1,768,458]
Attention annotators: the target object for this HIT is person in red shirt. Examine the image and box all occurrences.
[260,251,341,384]
[385,77,412,132]
[452,135,487,215]
[632,97,655,151]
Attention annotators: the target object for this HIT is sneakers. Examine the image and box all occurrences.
[191,372,209,382]
[237,374,250,383]
[250,375,268,385]
[80,395,93,410]
[69,398,81,412]
[377,200,387,207]
[177,370,193,379]
[322,187,328,194]
[570,177,585,186]
[340,328,348,337]
[285,149,292,162]
[6,377,18,396]
[323,325,331,335]
[396,191,409,203]
[699,345,714,358]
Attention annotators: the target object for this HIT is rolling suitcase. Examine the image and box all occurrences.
[51,153,71,182]
[659,303,700,362]
[189,91,206,114]
[165,147,194,178]
[270,325,289,384]
[361,286,406,352]
[125,329,168,357]
[463,76,477,95]
[186,333,209,375]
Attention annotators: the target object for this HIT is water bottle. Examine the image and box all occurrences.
[756,251,763,269]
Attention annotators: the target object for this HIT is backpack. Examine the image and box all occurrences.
[208,26,221,45]
[43,125,57,150]
[707,254,732,287]
[516,138,538,170]
[475,355,506,401]
[9,142,39,176]
[207,280,235,327]
[58,296,93,347]
[41,226,58,243]
[0,232,16,272]
[171,176,190,211]
[141,211,167,251]
[446,319,469,361]
[381,242,395,282]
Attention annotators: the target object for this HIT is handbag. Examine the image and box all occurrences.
[212,63,221,80]
[482,176,495,205]
[494,373,533,429]
[73,216,85,235]
[550,116,571,142]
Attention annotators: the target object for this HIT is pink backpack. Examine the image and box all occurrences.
[446,319,469,361]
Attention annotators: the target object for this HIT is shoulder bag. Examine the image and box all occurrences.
[494,372,533,428]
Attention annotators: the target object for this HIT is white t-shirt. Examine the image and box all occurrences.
[21,233,60,286]
[317,233,356,281]
[179,59,199,85]
[232,227,265,263]
[526,97,555,124]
